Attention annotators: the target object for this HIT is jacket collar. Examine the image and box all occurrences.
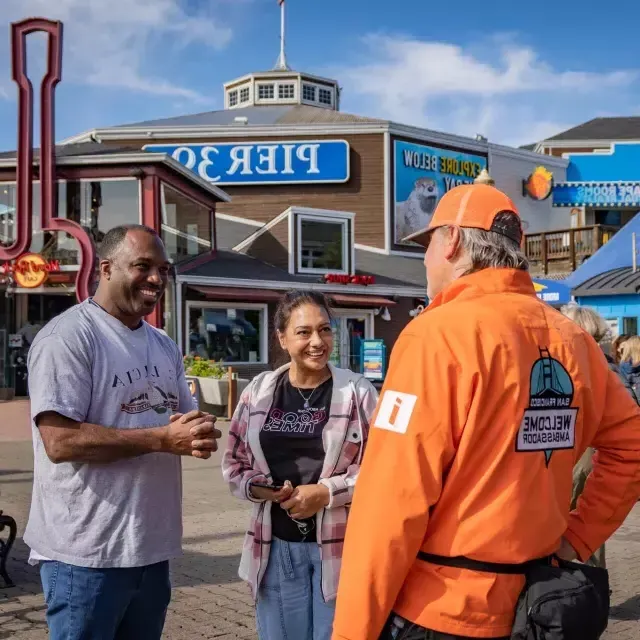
[426,268,536,311]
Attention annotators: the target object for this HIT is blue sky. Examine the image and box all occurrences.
[1,0,639,151]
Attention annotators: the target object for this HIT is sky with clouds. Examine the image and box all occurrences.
[0,0,639,151]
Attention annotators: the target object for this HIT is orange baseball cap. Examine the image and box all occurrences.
[402,183,523,247]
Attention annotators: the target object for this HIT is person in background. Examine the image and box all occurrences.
[561,305,636,401]
[560,304,638,569]
[18,315,43,346]
[619,335,640,393]
[25,224,221,640]
[222,290,378,640]
[331,184,640,640]
[612,333,631,365]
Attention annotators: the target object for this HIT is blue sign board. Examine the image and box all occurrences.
[394,140,487,246]
[553,182,640,207]
[361,339,386,381]
[144,140,350,186]
[532,278,571,305]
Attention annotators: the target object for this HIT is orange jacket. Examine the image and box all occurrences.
[332,268,640,640]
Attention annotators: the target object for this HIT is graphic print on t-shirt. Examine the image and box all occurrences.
[262,406,328,437]
[113,363,179,415]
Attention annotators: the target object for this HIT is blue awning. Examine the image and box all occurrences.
[532,279,572,305]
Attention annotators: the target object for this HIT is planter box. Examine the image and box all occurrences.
[186,376,250,417]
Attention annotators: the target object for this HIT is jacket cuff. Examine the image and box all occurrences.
[319,476,351,509]
[562,527,593,562]
[243,473,268,503]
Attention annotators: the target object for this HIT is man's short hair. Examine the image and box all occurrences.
[98,224,158,261]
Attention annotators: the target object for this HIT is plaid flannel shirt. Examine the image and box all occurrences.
[221,363,378,602]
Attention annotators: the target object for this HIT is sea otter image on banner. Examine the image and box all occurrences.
[516,347,578,467]
[393,140,487,247]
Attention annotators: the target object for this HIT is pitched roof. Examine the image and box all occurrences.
[544,117,640,142]
[116,104,386,129]
[179,244,425,291]
[354,249,425,289]
[572,267,640,297]
[0,142,142,160]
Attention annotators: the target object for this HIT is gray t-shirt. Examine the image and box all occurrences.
[23,299,194,568]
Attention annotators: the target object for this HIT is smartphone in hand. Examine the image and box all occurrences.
[251,481,285,491]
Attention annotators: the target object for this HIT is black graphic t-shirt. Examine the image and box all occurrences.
[259,372,332,542]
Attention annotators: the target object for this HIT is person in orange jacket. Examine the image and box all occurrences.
[331,183,640,640]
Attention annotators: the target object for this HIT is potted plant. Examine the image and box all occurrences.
[183,356,249,416]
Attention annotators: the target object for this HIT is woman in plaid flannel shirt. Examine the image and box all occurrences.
[222,291,378,640]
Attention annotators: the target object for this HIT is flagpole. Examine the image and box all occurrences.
[275,0,289,70]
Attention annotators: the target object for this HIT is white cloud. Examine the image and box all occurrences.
[0,0,234,101]
[334,34,638,146]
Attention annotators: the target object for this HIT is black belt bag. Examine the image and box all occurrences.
[418,551,610,640]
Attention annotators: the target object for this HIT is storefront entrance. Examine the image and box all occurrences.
[330,310,374,372]
[9,291,76,396]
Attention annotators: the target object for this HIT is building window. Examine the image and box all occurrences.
[297,215,348,273]
[228,90,238,107]
[187,303,267,364]
[239,86,250,103]
[0,179,140,266]
[258,83,275,100]
[623,317,638,336]
[161,184,212,264]
[302,84,316,102]
[279,83,295,99]
[318,88,332,105]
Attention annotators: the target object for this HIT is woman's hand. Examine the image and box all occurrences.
[280,484,330,520]
[250,480,294,503]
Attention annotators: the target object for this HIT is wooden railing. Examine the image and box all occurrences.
[524,225,620,275]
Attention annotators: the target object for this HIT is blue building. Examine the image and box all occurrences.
[572,268,640,336]
[528,121,640,331]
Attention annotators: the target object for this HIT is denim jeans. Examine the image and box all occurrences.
[256,537,335,640]
[40,560,171,640]
[379,614,510,640]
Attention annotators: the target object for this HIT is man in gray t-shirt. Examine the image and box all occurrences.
[25,224,220,640]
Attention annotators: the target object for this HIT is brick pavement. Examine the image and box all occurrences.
[1,400,640,639]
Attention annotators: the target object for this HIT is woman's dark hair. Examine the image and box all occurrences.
[274,290,333,334]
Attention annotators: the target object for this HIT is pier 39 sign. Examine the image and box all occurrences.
[144,140,350,186]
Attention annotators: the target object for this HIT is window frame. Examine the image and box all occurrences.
[239,85,251,103]
[278,83,296,99]
[318,87,333,106]
[185,301,269,365]
[302,83,316,102]
[228,89,239,107]
[296,213,350,275]
[160,182,213,263]
[300,82,335,108]
[256,82,276,101]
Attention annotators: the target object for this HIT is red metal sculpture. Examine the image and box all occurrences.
[3,18,96,302]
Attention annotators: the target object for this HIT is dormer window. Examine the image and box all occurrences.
[302,84,316,102]
[279,83,295,99]
[239,86,250,103]
[318,88,332,106]
[297,214,350,275]
[258,83,275,100]
[228,90,238,107]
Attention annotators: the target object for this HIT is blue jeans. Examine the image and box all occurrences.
[40,560,171,640]
[256,537,335,640]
